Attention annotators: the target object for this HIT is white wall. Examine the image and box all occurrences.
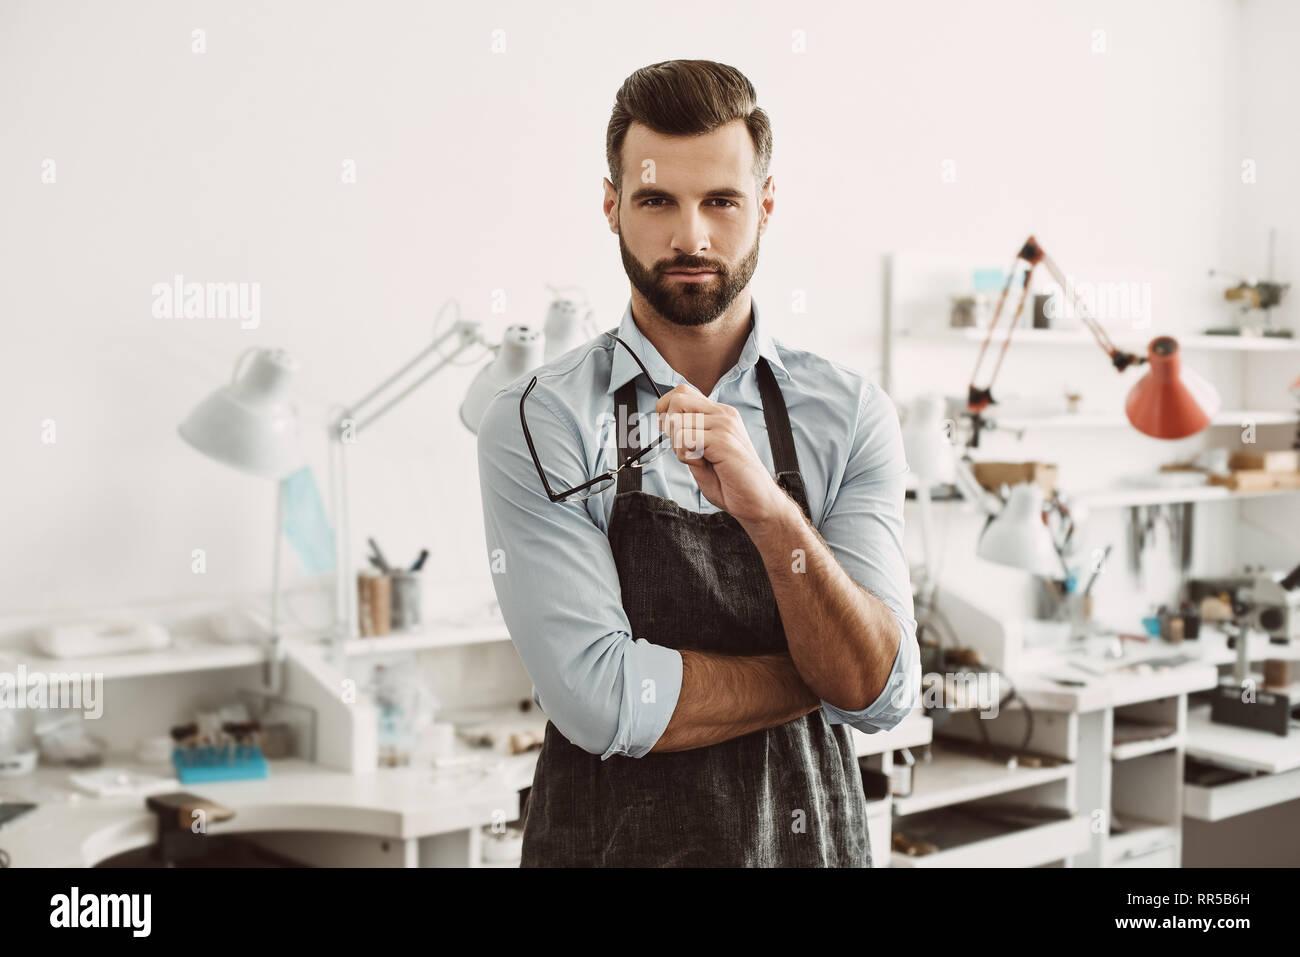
[1232,0,1300,570]
[1,0,1293,631]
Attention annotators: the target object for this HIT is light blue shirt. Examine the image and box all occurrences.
[476,297,921,760]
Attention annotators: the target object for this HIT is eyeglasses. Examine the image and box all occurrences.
[519,333,672,502]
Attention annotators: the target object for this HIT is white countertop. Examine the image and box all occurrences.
[1012,644,1219,713]
[1007,627,1300,779]
[0,754,520,868]
[0,703,934,867]
[1005,625,1300,713]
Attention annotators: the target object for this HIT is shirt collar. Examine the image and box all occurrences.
[604,297,789,396]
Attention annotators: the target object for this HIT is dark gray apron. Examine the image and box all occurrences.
[520,357,872,867]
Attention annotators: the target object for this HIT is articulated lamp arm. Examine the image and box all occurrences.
[966,235,1147,423]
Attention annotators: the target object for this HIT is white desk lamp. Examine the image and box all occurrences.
[460,295,593,427]
[902,393,1071,596]
[178,347,303,693]
[539,293,596,361]
[458,325,544,432]
[975,482,1069,579]
[329,297,592,662]
[181,295,595,667]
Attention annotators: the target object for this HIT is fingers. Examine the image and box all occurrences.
[654,384,718,417]
[649,387,750,465]
[661,410,729,434]
[662,412,731,458]
[668,423,739,463]
[672,425,706,461]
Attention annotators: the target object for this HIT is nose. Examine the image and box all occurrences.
[670,207,710,258]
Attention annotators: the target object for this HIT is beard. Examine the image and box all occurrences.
[618,226,760,327]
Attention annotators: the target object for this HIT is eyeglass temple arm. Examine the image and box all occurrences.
[519,380,623,501]
[521,335,667,502]
[519,379,561,500]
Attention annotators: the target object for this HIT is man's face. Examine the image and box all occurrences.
[605,119,773,327]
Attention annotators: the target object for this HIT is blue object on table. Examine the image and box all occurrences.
[172,745,270,783]
[1140,616,1162,638]
[282,465,336,575]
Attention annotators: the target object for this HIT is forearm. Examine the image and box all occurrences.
[741,494,901,712]
[650,649,821,753]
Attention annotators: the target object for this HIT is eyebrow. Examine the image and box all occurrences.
[627,186,748,203]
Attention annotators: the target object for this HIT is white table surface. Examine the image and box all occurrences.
[1012,626,1298,713]
[0,754,520,868]
[1012,645,1219,713]
[1012,626,1300,780]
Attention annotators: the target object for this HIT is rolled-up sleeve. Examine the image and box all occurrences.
[815,383,921,733]
[476,383,682,759]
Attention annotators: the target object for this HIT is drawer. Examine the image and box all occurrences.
[1111,844,1178,867]
[1106,820,1179,866]
[1184,765,1300,821]
[891,808,1091,868]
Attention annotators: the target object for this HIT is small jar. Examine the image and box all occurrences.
[389,571,422,631]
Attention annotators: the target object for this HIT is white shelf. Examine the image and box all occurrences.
[18,638,266,680]
[991,410,1297,431]
[904,327,1300,352]
[1111,734,1184,761]
[0,624,514,678]
[891,812,1091,868]
[1077,484,1300,508]
[892,743,1074,817]
[338,621,512,656]
[905,484,1300,510]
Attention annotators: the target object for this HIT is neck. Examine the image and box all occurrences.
[628,289,753,396]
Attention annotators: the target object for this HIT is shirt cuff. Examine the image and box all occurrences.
[600,640,683,760]
[820,620,920,734]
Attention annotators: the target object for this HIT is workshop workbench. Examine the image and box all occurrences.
[0,755,520,867]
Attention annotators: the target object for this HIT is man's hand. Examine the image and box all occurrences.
[654,384,792,526]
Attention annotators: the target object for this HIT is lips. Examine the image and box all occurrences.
[665,270,715,275]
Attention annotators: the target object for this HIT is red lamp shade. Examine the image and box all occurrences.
[1125,337,1221,439]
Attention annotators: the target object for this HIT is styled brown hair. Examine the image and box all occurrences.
[605,59,772,195]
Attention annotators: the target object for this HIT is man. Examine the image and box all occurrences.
[476,59,919,867]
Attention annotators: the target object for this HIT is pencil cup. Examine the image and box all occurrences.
[390,571,422,631]
[1066,591,1093,642]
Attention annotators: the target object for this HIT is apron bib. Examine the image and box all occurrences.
[520,357,872,867]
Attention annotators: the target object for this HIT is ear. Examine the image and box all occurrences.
[758,175,775,234]
[603,178,620,233]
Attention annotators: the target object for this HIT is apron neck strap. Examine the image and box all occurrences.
[754,358,801,478]
[615,377,642,494]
